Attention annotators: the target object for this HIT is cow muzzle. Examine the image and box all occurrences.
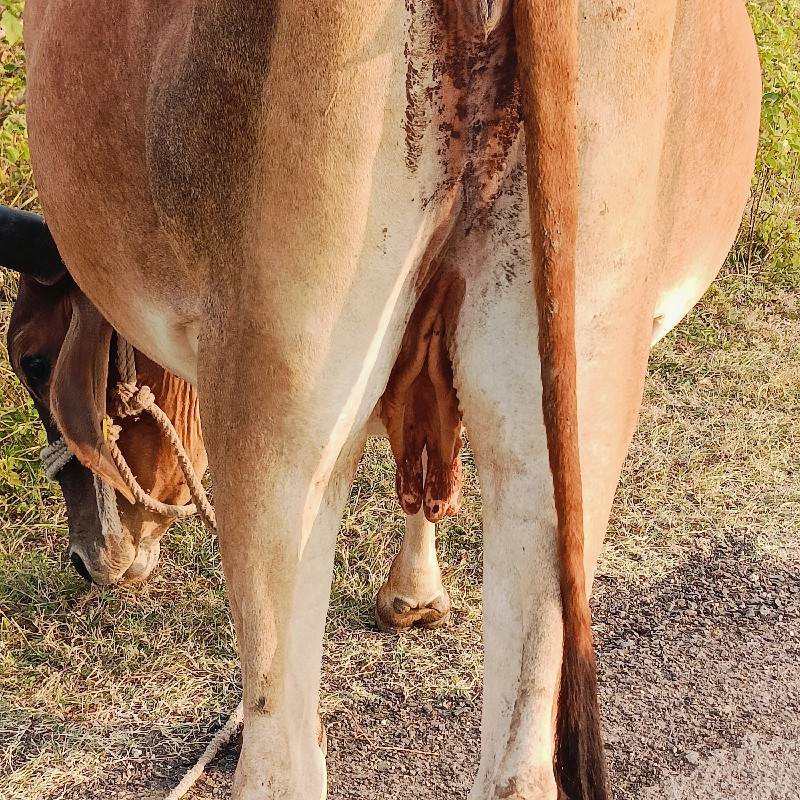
[67,536,161,586]
[66,535,137,585]
[45,426,175,586]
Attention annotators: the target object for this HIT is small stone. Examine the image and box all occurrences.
[131,748,142,759]
[685,750,701,765]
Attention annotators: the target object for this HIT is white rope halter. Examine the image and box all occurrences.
[41,437,73,481]
[40,335,216,532]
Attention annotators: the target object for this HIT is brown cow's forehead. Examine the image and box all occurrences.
[8,277,73,371]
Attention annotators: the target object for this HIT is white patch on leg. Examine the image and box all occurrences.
[301,218,451,547]
[652,272,707,345]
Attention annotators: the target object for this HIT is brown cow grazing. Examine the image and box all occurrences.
[1,208,207,584]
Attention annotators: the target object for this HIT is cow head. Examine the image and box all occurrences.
[1,207,207,585]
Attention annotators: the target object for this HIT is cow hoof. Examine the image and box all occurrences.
[374,586,451,633]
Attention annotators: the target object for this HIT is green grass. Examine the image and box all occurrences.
[1,1,800,797]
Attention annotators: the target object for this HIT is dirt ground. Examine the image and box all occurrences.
[75,532,799,800]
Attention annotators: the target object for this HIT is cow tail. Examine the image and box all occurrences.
[513,2,609,798]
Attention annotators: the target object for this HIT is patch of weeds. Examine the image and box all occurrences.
[732,1,800,288]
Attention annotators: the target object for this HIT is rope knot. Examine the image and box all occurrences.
[105,419,122,445]
[115,382,156,418]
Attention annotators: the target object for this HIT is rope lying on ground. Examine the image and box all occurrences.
[41,335,238,796]
[163,700,244,800]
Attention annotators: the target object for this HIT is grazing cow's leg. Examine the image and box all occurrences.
[376,506,450,632]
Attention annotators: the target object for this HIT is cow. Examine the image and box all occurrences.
[20,1,761,798]
[2,207,452,624]
[0,207,208,583]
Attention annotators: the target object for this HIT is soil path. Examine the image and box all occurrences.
[146,534,800,800]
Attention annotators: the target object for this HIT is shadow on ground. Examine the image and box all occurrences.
[90,533,800,800]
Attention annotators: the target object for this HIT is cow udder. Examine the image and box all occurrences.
[380,272,464,523]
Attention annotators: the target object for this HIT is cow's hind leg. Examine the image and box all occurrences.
[458,284,653,799]
[375,508,450,632]
[211,443,360,798]
[199,325,381,799]
[451,183,655,799]
[454,266,563,800]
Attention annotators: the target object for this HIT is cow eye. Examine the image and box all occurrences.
[20,354,52,387]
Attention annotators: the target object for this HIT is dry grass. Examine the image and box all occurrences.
[3,271,800,798]
[606,279,800,579]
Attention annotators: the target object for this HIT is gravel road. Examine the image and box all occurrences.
[156,533,800,800]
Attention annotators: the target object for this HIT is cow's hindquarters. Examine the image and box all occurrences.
[181,2,462,791]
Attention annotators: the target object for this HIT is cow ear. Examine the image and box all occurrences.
[0,205,67,285]
[50,290,135,503]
